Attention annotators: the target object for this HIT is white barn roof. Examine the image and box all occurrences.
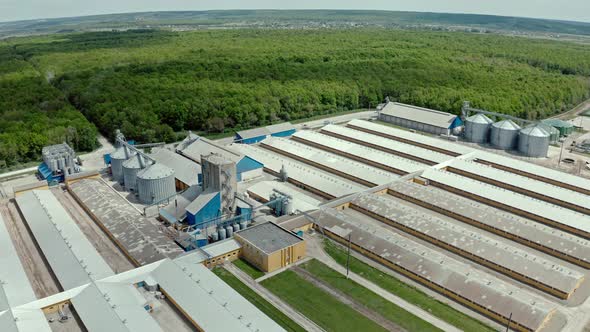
[380,102,458,129]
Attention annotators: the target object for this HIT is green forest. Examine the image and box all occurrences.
[1,28,590,167]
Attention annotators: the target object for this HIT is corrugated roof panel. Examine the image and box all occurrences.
[347,119,474,156]
[149,149,200,185]
[380,102,458,129]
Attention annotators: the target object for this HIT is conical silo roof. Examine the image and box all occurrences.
[137,163,174,180]
[492,119,521,130]
[466,113,493,124]
[520,125,550,137]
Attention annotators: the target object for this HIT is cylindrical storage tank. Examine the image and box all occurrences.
[136,163,176,204]
[519,125,550,157]
[490,119,521,150]
[240,221,247,230]
[226,225,233,238]
[110,146,136,184]
[218,228,226,240]
[538,123,559,144]
[211,231,219,242]
[464,113,493,143]
[232,224,240,232]
[282,199,294,216]
[122,154,150,192]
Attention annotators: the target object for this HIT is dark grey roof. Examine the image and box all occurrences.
[235,222,302,254]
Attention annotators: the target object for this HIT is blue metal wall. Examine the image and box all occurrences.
[186,192,221,225]
[270,129,296,138]
[450,117,463,129]
[236,156,264,182]
[235,134,267,144]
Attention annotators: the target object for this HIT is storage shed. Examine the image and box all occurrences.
[378,102,463,135]
[234,222,306,273]
[235,122,296,144]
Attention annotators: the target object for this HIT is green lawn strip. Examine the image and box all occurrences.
[300,259,442,332]
[233,258,265,279]
[261,269,388,332]
[323,239,495,332]
[212,267,305,332]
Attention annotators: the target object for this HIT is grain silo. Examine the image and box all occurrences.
[136,163,176,204]
[122,154,152,192]
[538,123,559,144]
[464,114,493,143]
[518,125,550,157]
[490,119,521,150]
[110,145,136,185]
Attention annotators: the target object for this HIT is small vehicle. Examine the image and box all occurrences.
[562,158,575,164]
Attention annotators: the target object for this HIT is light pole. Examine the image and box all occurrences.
[558,140,565,166]
[346,233,352,279]
[505,312,512,332]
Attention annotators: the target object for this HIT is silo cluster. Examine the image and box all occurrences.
[109,142,177,204]
[42,143,77,175]
[463,113,556,158]
[110,145,136,184]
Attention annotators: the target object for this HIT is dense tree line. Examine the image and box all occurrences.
[1,29,589,167]
[0,47,98,168]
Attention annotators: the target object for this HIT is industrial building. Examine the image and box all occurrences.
[346,118,474,156]
[149,148,201,190]
[286,208,556,332]
[38,142,79,183]
[68,178,185,265]
[177,134,264,182]
[377,102,463,135]
[234,222,306,273]
[234,122,297,144]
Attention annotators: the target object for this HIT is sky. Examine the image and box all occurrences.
[1,0,589,23]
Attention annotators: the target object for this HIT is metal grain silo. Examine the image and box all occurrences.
[518,125,550,157]
[136,163,176,204]
[537,123,559,144]
[464,113,493,143]
[122,154,151,192]
[110,146,136,184]
[490,119,521,150]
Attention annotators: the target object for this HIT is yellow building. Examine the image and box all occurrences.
[235,222,306,273]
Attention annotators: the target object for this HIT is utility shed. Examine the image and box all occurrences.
[185,190,221,226]
[234,222,305,272]
[149,148,201,190]
[378,102,463,135]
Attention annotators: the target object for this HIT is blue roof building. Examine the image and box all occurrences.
[186,190,221,226]
[234,122,296,144]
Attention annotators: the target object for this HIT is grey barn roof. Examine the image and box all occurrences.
[236,127,270,140]
[380,102,458,129]
[235,222,303,254]
[149,148,200,185]
[16,190,114,290]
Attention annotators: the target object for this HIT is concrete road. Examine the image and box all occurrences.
[224,263,325,332]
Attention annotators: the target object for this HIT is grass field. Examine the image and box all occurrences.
[261,269,388,332]
[300,259,442,332]
[212,267,305,332]
[323,239,495,332]
[233,258,265,279]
